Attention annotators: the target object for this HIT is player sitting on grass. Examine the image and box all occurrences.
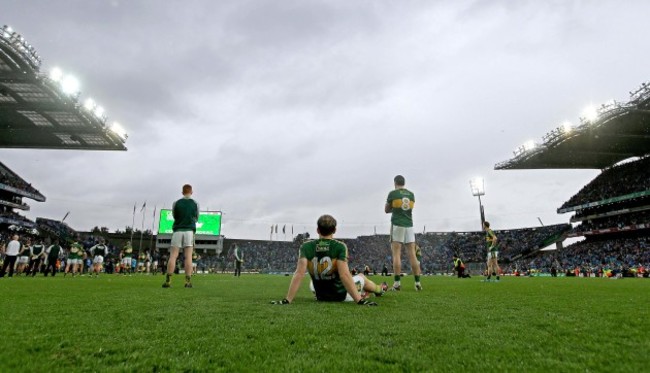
[273,214,387,306]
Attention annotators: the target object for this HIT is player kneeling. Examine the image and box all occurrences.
[273,214,387,306]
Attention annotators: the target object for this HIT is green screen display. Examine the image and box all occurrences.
[157,209,221,236]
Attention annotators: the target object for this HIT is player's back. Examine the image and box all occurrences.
[301,239,348,301]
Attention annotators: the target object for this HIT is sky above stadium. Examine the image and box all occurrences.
[2,0,649,240]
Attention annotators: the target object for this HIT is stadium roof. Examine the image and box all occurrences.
[495,81,650,170]
[0,25,127,151]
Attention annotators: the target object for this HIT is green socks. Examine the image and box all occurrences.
[415,275,421,282]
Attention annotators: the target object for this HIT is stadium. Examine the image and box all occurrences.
[1,6,649,372]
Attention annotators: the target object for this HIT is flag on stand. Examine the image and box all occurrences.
[282,225,286,234]
[140,201,147,212]
[62,211,70,222]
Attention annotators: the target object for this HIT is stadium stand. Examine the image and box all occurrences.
[496,79,650,274]
[559,157,650,211]
[0,25,128,150]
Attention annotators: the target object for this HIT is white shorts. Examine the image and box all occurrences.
[138,262,145,267]
[68,258,81,265]
[18,256,30,264]
[344,275,366,302]
[153,261,158,266]
[122,257,132,266]
[487,251,499,261]
[93,256,104,264]
[390,225,416,244]
[192,262,197,268]
[171,231,194,248]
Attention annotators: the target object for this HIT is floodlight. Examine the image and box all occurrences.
[561,121,573,133]
[582,105,598,122]
[83,98,96,111]
[110,122,127,139]
[49,67,63,82]
[3,26,12,33]
[60,75,80,95]
[94,106,105,118]
[523,140,536,151]
[469,177,485,196]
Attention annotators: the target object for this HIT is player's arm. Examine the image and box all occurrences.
[384,202,392,214]
[284,257,308,303]
[337,260,363,303]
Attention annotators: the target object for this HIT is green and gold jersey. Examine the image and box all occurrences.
[300,239,348,302]
[122,245,133,258]
[387,188,415,228]
[139,252,146,261]
[485,229,498,252]
[192,252,198,262]
[69,243,83,259]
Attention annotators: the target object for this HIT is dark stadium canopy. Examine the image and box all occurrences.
[495,81,650,170]
[0,26,127,151]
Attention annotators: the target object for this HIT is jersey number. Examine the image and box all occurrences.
[400,197,411,211]
[311,257,333,280]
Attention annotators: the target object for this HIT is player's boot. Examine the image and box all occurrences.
[415,282,422,291]
[162,282,171,288]
[391,283,401,291]
[184,283,193,288]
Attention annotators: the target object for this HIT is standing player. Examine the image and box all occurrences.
[43,240,63,276]
[233,244,243,277]
[28,238,46,276]
[484,221,500,282]
[163,184,199,288]
[65,240,84,277]
[385,175,422,291]
[17,238,31,275]
[120,241,134,276]
[89,240,109,278]
[137,250,147,274]
[191,251,200,275]
[0,234,21,278]
[273,214,386,305]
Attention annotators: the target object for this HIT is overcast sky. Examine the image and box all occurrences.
[1,0,648,239]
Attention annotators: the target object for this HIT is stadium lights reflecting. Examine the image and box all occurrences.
[523,140,536,151]
[582,105,599,122]
[60,75,80,95]
[83,98,96,111]
[109,122,128,140]
[94,106,105,118]
[49,67,63,82]
[469,177,485,196]
[561,121,574,133]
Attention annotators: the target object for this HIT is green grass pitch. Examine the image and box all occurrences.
[0,274,648,372]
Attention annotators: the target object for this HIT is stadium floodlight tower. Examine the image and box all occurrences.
[469,177,486,229]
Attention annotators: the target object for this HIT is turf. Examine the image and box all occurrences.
[0,274,648,372]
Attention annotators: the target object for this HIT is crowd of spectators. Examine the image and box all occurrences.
[0,210,35,226]
[0,163,42,196]
[192,224,570,274]
[514,236,650,276]
[561,157,650,209]
[575,210,650,233]
[36,217,77,241]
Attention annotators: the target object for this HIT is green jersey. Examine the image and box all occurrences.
[47,245,62,261]
[485,229,498,252]
[300,239,349,302]
[69,243,83,259]
[386,188,415,227]
[31,244,45,258]
[138,252,146,261]
[172,197,199,232]
[122,245,133,258]
[191,252,198,263]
